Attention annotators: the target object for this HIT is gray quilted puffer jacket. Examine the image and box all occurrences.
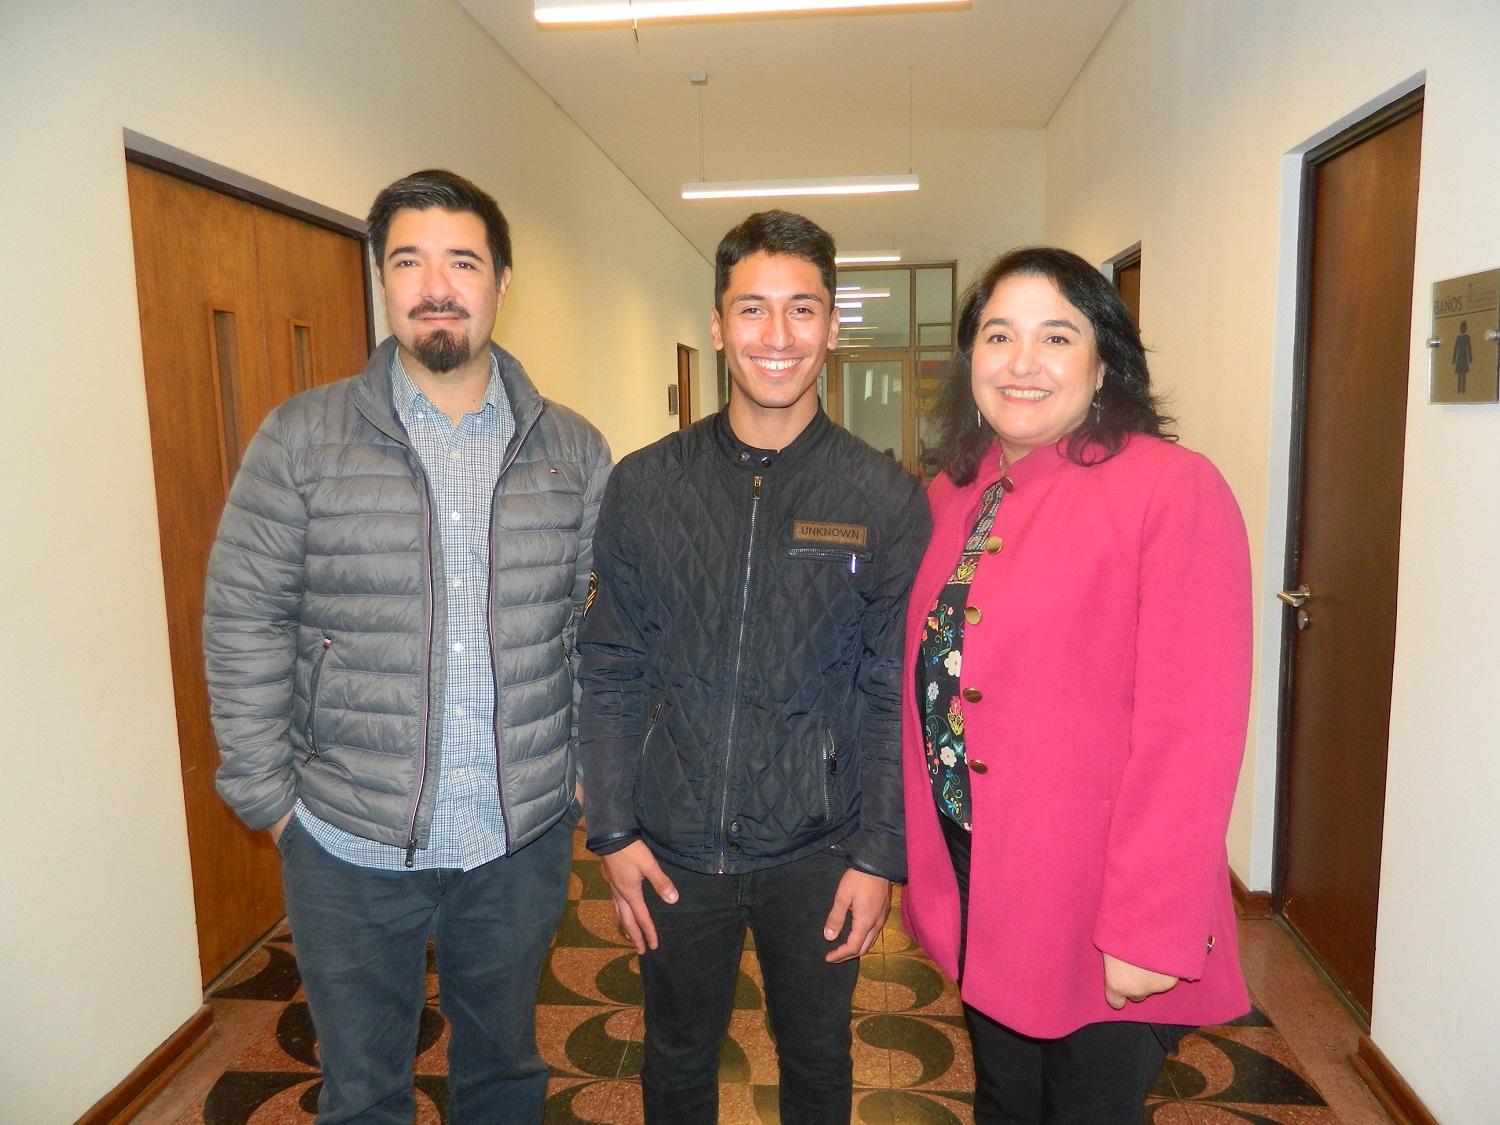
[578,410,931,880]
[204,339,610,858]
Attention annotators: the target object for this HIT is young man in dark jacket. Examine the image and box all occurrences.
[578,210,930,1122]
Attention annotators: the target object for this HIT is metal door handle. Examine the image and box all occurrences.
[1277,585,1312,608]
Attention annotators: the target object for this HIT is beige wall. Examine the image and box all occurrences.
[1046,0,1500,1116]
[0,2,710,1120]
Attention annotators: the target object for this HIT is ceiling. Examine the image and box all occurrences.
[458,0,1126,265]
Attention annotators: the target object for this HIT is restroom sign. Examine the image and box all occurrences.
[1429,269,1499,404]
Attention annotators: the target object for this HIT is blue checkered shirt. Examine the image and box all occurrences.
[295,350,515,870]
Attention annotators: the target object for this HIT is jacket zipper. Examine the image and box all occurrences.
[303,636,334,763]
[820,727,838,822]
[717,473,762,873]
[405,475,436,867]
[488,406,544,855]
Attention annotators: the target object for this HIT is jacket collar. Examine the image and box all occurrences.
[711,403,832,476]
[352,338,547,459]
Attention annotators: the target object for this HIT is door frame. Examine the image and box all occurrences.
[828,348,916,470]
[123,130,375,352]
[1271,88,1425,920]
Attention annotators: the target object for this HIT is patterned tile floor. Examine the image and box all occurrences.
[141,829,1389,1123]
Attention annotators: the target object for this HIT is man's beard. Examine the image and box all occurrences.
[414,328,471,373]
[409,299,472,373]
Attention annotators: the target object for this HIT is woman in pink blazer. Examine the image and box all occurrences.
[902,247,1252,1121]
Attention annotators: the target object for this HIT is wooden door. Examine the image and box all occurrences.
[126,162,370,984]
[1276,96,1423,1019]
[1114,251,1141,328]
[676,343,695,428]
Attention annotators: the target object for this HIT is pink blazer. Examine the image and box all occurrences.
[901,435,1252,1038]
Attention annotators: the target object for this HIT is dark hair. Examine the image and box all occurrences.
[931,246,1174,485]
[366,169,512,280]
[714,210,837,310]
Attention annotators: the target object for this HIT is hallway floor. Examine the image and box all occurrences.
[137,830,1392,1123]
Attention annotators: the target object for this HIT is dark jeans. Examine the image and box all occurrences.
[276,804,577,1124]
[638,848,860,1124]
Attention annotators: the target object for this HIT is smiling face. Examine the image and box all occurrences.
[969,273,1105,463]
[379,207,511,380]
[712,251,839,450]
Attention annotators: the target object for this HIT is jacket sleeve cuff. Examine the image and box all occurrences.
[844,829,907,883]
[587,830,642,856]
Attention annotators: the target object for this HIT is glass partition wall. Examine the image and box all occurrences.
[716,261,957,479]
[821,262,956,478]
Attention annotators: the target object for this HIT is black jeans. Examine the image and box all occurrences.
[277,807,576,1124]
[638,848,860,1124]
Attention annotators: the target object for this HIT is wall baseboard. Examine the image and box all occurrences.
[77,1005,214,1124]
[1230,870,1274,919]
[1350,1035,1438,1125]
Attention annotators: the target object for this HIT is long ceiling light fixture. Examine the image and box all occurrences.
[836,252,902,265]
[680,64,923,202]
[536,1,968,26]
[681,174,918,201]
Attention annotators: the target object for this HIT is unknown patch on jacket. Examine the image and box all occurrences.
[792,520,868,548]
[584,570,599,616]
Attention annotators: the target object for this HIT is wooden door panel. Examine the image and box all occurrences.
[127,163,284,984]
[254,206,371,400]
[128,162,370,984]
[1281,106,1421,1017]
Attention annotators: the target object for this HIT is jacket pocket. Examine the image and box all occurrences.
[640,699,666,762]
[303,636,333,763]
[632,699,666,814]
[820,727,839,824]
[788,547,875,569]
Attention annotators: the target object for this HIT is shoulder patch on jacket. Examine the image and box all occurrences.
[584,570,599,616]
[792,520,868,549]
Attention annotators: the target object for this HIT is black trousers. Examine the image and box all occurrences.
[940,815,1187,1124]
[637,848,860,1125]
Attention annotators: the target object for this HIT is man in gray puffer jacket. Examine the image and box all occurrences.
[204,170,610,1124]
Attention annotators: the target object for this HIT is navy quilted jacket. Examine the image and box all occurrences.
[577,409,931,880]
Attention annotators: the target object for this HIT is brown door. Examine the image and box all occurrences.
[676,343,695,428]
[1114,252,1141,328]
[1276,95,1423,1019]
[126,161,370,984]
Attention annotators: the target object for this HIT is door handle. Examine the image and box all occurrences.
[1277,584,1312,608]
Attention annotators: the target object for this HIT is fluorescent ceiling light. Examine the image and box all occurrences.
[682,174,918,201]
[835,287,891,299]
[836,301,863,309]
[838,315,864,324]
[835,252,902,265]
[537,1,968,26]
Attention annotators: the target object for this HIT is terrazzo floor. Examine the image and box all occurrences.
[136,828,1393,1123]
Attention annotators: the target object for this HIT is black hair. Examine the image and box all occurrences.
[931,246,1174,485]
[714,210,837,310]
[366,169,512,279]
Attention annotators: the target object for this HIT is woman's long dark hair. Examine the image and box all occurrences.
[930,247,1174,485]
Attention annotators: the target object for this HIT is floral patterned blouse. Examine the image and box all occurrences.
[917,479,1007,830]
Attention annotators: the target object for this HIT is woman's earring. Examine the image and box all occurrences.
[975,408,983,429]
[1092,392,1102,423]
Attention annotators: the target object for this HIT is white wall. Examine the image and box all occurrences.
[1045,0,1500,1117]
[0,2,710,1120]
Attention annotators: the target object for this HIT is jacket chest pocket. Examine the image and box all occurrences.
[787,547,875,572]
